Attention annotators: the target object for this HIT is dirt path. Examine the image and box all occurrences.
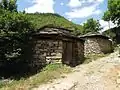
[33,51,120,90]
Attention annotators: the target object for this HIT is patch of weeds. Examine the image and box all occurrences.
[0,63,71,90]
[84,54,109,64]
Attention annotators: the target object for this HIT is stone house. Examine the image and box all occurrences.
[111,27,120,44]
[102,27,120,44]
[79,33,113,56]
[28,26,84,69]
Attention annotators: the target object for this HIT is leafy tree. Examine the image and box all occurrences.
[103,11,111,21]
[0,10,34,61]
[9,0,17,12]
[0,0,8,10]
[103,0,120,26]
[0,0,17,12]
[83,18,102,34]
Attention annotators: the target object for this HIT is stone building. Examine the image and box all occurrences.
[110,27,120,44]
[79,33,113,56]
[102,27,120,44]
[28,26,84,69]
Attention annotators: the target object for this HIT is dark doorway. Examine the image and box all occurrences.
[116,34,120,44]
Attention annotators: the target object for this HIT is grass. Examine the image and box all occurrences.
[0,53,111,90]
[0,63,72,90]
[83,54,109,64]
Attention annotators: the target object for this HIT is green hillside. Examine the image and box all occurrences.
[27,13,83,34]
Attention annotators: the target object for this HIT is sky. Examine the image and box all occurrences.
[17,0,116,31]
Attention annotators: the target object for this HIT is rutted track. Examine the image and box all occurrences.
[33,51,120,90]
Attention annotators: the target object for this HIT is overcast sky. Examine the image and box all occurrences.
[17,0,116,31]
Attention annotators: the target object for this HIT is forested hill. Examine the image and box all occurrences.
[27,13,83,34]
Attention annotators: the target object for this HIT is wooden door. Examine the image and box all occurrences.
[62,41,72,65]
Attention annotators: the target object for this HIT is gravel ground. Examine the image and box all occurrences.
[33,51,120,90]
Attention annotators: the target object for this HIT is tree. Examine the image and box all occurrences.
[0,0,17,12]
[103,0,120,26]
[83,18,102,34]
[9,0,17,12]
[0,10,34,61]
[0,0,8,10]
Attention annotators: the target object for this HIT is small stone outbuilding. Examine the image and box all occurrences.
[110,27,120,44]
[28,26,84,69]
[102,27,120,44]
[79,33,113,56]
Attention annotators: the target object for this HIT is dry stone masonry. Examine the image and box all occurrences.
[32,40,63,66]
[28,26,85,70]
[79,34,113,56]
[27,27,113,71]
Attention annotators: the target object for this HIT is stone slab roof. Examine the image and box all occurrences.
[78,32,110,39]
[33,26,84,41]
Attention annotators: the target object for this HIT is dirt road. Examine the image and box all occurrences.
[33,51,120,90]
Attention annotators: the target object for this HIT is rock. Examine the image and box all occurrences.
[117,79,120,84]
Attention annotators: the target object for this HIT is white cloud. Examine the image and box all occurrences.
[88,0,104,3]
[25,0,55,13]
[67,0,104,8]
[97,0,104,3]
[67,0,82,8]
[66,0,104,19]
[99,20,116,32]
[65,4,101,18]
[60,2,64,6]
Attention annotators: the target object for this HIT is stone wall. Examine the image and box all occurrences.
[84,37,113,56]
[30,39,63,69]
[27,35,85,70]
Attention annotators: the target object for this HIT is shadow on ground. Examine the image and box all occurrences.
[0,60,44,80]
